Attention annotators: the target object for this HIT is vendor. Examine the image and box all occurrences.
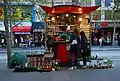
[61,26,71,41]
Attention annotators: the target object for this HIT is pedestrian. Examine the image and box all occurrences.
[15,38,18,47]
[94,36,98,46]
[69,28,80,70]
[114,36,118,47]
[101,37,105,47]
[106,36,111,46]
[1,37,5,48]
[29,37,33,47]
[20,36,24,47]
[80,31,88,68]
[99,37,103,47]
[118,35,120,46]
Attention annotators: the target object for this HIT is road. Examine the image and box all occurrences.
[0,48,120,81]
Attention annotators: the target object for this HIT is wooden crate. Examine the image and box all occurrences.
[27,54,53,68]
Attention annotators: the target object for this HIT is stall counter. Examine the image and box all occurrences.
[52,41,70,63]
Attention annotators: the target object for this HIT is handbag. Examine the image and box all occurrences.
[72,39,78,44]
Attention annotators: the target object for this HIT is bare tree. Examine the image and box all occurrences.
[112,0,120,46]
[3,0,27,68]
[2,0,51,68]
[3,0,12,68]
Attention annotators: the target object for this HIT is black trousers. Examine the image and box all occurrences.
[81,51,87,66]
[52,43,57,60]
[69,45,79,67]
[82,53,87,66]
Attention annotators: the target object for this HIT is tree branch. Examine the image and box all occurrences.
[9,0,21,18]
[13,19,23,26]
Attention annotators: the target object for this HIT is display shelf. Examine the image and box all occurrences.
[47,27,54,28]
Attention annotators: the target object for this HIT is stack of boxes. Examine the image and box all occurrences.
[27,54,53,69]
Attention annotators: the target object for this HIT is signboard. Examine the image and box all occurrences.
[33,29,44,32]
[53,0,72,2]
[53,0,72,5]
[15,32,30,34]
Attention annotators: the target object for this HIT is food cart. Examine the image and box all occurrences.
[40,5,99,64]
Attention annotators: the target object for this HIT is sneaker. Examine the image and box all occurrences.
[74,66,77,70]
[68,67,74,70]
[81,66,87,69]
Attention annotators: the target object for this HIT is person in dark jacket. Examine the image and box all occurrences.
[80,31,88,68]
[69,28,80,69]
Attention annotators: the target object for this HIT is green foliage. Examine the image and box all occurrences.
[10,8,22,21]
[113,11,120,20]
[0,8,4,20]
[105,10,112,20]
[0,6,32,21]
[20,6,32,20]
[114,0,120,6]
[92,10,101,20]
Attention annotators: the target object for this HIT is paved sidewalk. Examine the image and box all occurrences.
[0,62,120,81]
[0,46,120,53]
[91,46,120,51]
[0,47,45,53]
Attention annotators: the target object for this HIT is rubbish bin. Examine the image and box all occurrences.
[10,52,27,68]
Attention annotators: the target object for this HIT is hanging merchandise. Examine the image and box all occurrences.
[96,22,102,29]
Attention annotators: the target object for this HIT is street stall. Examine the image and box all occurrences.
[10,5,115,72]
[40,5,100,64]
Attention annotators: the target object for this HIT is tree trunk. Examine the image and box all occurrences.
[112,21,116,46]
[3,0,12,68]
[112,9,117,46]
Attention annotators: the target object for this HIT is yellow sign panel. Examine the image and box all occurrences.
[0,7,32,21]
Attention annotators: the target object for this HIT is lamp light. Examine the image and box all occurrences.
[66,14,69,17]
[79,18,82,22]
[85,14,89,19]
[78,8,82,14]
[73,15,76,18]
[52,17,55,21]
[57,16,59,18]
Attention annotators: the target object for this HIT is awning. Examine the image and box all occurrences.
[40,5,100,14]
[12,26,31,32]
[100,22,109,27]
